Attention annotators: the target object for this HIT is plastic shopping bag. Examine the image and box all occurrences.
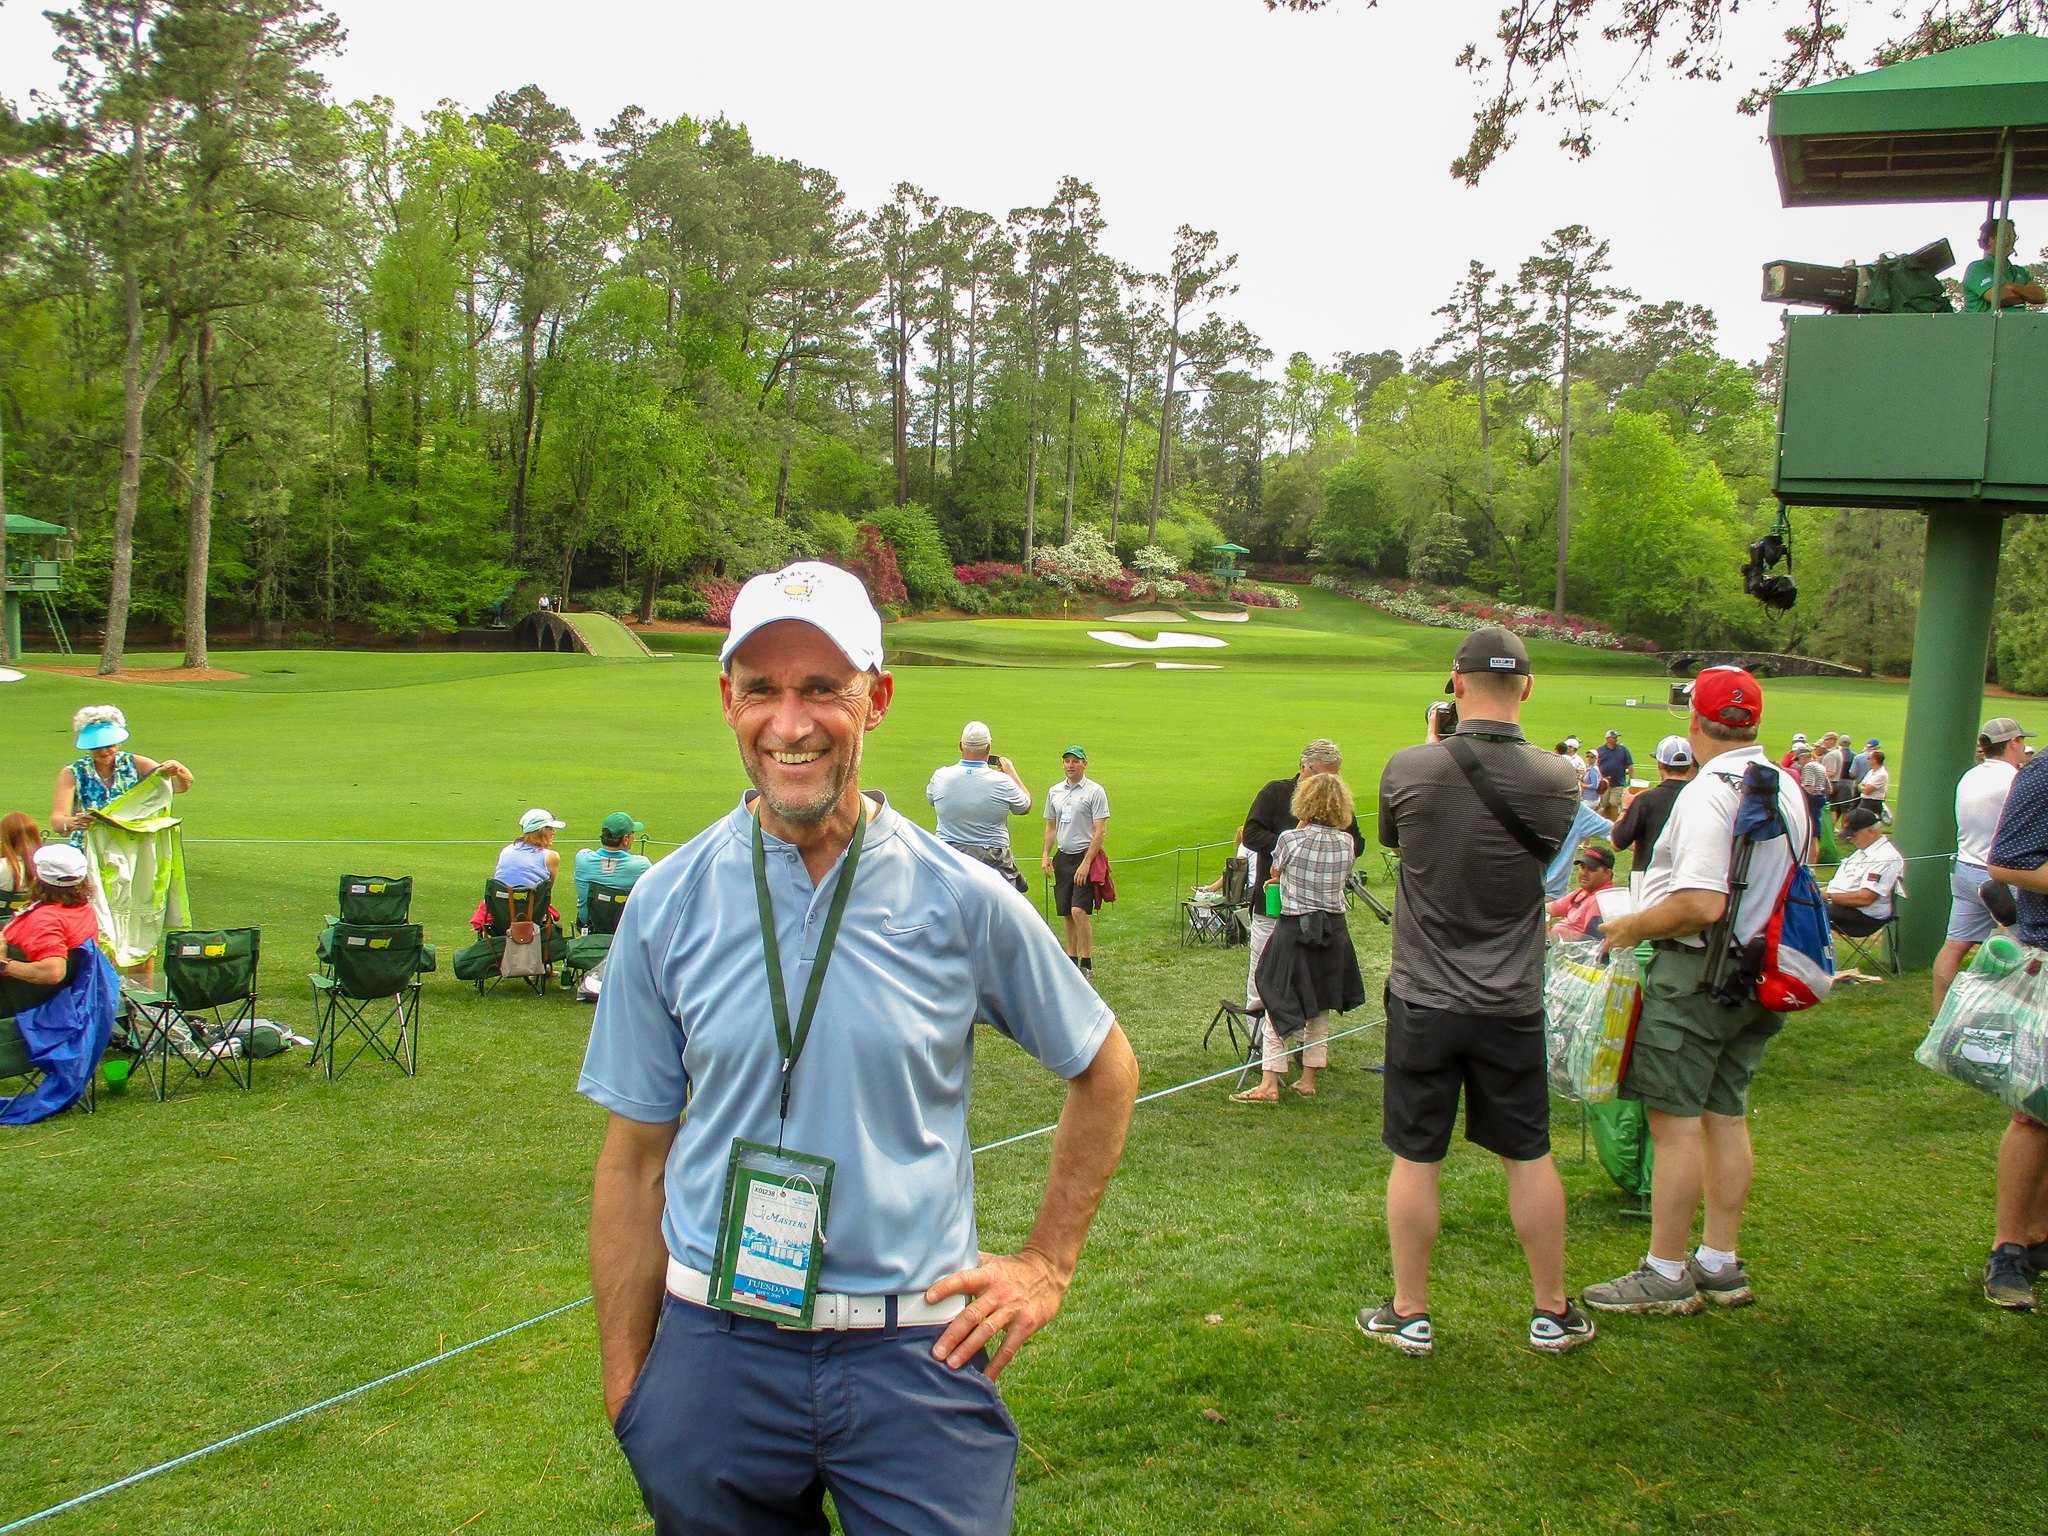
[1544,942,1642,1105]
[1915,938,2048,1122]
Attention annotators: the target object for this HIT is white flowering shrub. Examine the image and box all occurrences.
[1034,527,1126,591]
[1312,574,1633,649]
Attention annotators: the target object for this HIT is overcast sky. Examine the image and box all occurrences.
[0,0,1999,371]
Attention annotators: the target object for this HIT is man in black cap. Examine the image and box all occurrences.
[1360,626,1593,1357]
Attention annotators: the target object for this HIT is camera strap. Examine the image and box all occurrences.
[1442,735,1560,864]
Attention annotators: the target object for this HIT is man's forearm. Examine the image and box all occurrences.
[1021,1026,1138,1282]
[1603,888,1727,947]
[1990,863,2048,896]
[590,1121,676,1422]
[1830,888,1878,909]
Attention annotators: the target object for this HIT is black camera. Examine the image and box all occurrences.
[1760,238,1955,315]
[1428,700,1458,736]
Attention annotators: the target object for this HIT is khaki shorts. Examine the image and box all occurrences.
[1598,784,1627,816]
[1620,946,1783,1118]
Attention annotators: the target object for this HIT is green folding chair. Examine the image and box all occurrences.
[122,928,261,1100]
[453,879,564,997]
[308,922,425,1078]
[316,874,434,977]
[562,886,629,994]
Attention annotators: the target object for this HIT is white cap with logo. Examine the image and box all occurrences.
[721,561,884,674]
[961,720,992,747]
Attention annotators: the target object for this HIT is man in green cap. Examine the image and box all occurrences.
[1043,747,1110,979]
[576,812,654,927]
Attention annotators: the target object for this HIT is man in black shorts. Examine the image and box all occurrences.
[1362,627,1593,1356]
[1042,747,1110,979]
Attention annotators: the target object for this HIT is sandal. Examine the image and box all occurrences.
[1229,1088,1278,1103]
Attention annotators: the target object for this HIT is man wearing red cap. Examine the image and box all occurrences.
[1587,666,1811,1318]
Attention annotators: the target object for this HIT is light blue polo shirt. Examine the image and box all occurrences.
[573,845,653,924]
[578,791,1116,1295]
[926,760,1031,848]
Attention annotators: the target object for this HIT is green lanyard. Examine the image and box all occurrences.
[752,803,865,1129]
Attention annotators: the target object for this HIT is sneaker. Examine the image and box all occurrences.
[1529,1303,1596,1353]
[1356,1301,1433,1356]
[1581,1262,1705,1316]
[1687,1253,1755,1308]
[1984,1244,2037,1312]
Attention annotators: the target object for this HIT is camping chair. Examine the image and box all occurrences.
[308,923,425,1078]
[1832,911,1901,978]
[0,947,98,1115]
[317,876,434,978]
[454,880,566,997]
[120,929,261,1100]
[562,886,628,996]
[1181,858,1250,949]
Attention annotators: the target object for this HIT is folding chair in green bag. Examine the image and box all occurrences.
[562,886,628,997]
[308,922,425,1078]
[316,874,435,977]
[453,880,565,997]
[121,928,261,1100]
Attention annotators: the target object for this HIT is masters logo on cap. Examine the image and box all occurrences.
[721,561,885,674]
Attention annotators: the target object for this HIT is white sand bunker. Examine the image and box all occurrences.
[1183,609,1249,623]
[1154,662,1221,670]
[1087,630,1229,650]
[1111,609,1184,622]
[1091,661,1138,669]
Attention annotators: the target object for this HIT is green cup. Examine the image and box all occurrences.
[1978,934,2024,977]
[102,1057,131,1095]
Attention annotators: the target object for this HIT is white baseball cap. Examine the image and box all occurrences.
[33,844,91,886]
[519,808,566,833]
[1654,735,1693,768]
[720,561,884,674]
[961,720,992,746]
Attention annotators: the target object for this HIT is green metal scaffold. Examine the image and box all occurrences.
[1768,35,2048,966]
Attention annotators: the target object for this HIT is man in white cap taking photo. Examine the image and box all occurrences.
[580,560,1138,1535]
[928,721,1033,893]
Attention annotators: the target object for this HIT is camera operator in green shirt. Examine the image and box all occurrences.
[1963,218,2045,312]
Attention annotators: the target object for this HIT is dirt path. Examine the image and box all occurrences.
[25,663,249,682]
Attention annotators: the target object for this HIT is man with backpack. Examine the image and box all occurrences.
[1586,666,1813,1318]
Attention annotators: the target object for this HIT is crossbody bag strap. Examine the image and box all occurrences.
[1441,734,1560,864]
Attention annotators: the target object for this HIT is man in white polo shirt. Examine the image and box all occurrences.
[1934,717,2036,1011]
[1824,808,1905,938]
[1588,666,1809,1320]
[581,561,1138,1536]
[1042,748,1110,979]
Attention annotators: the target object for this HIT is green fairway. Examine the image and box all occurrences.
[4,630,2047,1533]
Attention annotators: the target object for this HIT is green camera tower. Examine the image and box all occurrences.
[1769,35,2048,965]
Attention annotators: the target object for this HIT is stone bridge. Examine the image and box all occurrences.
[1656,650,1863,680]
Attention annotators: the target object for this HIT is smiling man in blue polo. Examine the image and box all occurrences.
[580,560,1138,1536]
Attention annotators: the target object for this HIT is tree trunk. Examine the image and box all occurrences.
[1109,370,1133,549]
[1552,302,1573,620]
[639,562,659,623]
[1146,334,1183,545]
[1022,366,1043,568]
[361,319,375,483]
[100,264,176,677]
[183,321,218,670]
[893,319,909,507]
[509,315,541,554]
[1061,389,1078,542]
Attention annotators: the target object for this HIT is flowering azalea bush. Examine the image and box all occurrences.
[1312,574,1639,649]
[954,562,1028,586]
[700,578,744,628]
[1234,579,1301,609]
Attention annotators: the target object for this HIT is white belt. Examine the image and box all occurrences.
[666,1256,968,1332]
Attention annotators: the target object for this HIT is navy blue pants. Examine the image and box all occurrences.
[613,1296,1019,1535]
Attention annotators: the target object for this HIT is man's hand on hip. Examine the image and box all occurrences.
[924,1248,1069,1378]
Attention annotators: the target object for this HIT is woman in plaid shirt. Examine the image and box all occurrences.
[1233,775,1365,1102]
